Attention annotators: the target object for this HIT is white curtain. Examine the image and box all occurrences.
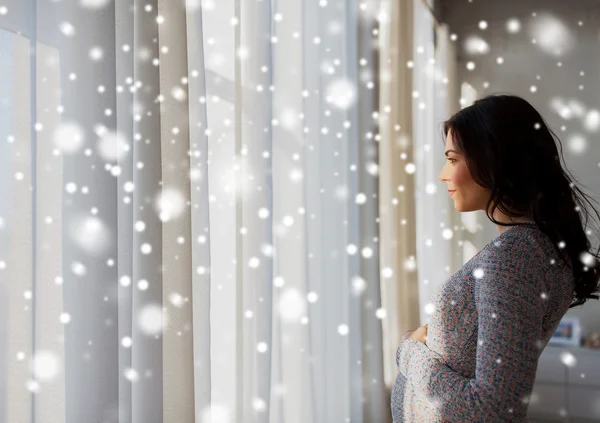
[378,0,420,392]
[0,1,387,422]
[433,24,461,272]
[378,0,460,390]
[412,0,461,323]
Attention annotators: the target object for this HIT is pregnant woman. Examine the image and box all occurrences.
[391,94,600,422]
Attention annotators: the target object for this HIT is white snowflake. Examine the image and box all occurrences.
[506,18,521,33]
[89,47,104,61]
[31,350,60,381]
[442,228,454,240]
[279,288,306,322]
[79,0,111,9]
[464,36,489,55]
[60,313,71,324]
[584,110,600,132]
[137,304,168,336]
[169,292,185,308]
[69,215,111,256]
[580,252,596,267]
[352,276,367,295]
[137,280,149,291]
[155,188,186,222]
[71,262,87,276]
[381,267,393,278]
[97,130,130,162]
[59,22,75,37]
[567,134,587,155]
[53,122,85,154]
[200,403,231,423]
[404,163,416,174]
[529,13,574,56]
[326,78,357,110]
[124,367,139,382]
[560,352,577,367]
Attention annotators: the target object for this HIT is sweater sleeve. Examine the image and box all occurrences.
[398,240,545,421]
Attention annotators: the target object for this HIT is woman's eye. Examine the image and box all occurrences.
[447,158,457,164]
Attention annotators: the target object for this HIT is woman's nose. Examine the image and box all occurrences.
[438,161,451,183]
[438,168,447,183]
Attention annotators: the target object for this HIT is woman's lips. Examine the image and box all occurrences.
[448,190,456,196]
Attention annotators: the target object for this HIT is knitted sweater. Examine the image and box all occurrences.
[391,222,575,422]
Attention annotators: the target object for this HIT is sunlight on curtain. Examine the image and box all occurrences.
[412,0,461,324]
[377,0,420,391]
[378,0,460,390]
[455,82,484,264]
[434,24,461,274]
[0,21,66,423]
[0,1,387,422]
[412,0,441,324]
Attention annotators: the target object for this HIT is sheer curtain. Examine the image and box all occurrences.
[378,0,420,391]
[378,0,460,390]
[434,24,462,272]
[412,0,462,324]
[0,1,387,422]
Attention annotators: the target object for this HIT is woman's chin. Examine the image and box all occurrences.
[452,200,466,212]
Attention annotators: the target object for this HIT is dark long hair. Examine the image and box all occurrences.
[443,93,600,308]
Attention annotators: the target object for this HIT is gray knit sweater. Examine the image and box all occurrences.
[391,222,575,422]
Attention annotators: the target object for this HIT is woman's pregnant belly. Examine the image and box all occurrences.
[391,368,441,422]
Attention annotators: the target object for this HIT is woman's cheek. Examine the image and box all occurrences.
[452,164,467,185]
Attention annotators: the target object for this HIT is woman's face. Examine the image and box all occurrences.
[438,129,491,212]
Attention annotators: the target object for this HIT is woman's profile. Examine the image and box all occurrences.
[391,94,600,422]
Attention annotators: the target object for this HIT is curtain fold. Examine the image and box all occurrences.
[239,0,274,421]
[354,5,388,423]
[413,0,462,324]
[115,1,134,422]
[412,0,441,324]
[378,0,420,392]
[156,1,196,421]
[183,2,212,421]
[270,0,311,421]
[130,0,164,421]
[3,30,37,423]
[433,23,461,274]
[34,37,65,423]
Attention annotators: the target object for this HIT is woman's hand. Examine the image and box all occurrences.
[407,324,428,344]
[401,329,414,342]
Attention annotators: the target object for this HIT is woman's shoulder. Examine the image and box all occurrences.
[474,224,554,272]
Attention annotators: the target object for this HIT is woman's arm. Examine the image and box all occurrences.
[397,240,546,422]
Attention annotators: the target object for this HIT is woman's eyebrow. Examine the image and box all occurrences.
[444,149,459,156]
